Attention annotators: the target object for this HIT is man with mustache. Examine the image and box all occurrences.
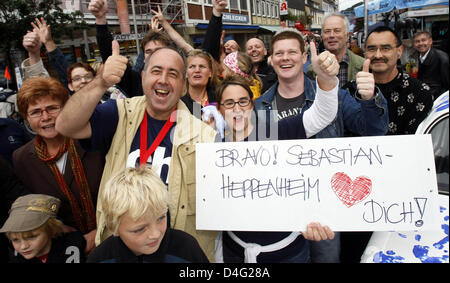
[339,26,435,263]
[413,30,449,100]
[363,26,433,135]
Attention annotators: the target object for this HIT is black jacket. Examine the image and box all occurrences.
[87,228,209,263]
[0,118,31,165]
[256,58,277,94]
[0,156,30,263]
[418,47,449,99]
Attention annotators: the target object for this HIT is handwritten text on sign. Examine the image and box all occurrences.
[195,135,440,231]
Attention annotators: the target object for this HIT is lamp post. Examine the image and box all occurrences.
[364,0,368,44]
[130,0,140,54]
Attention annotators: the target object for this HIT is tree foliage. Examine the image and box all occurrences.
[0,0,86,53]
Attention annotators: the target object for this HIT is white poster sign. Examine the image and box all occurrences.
[196,135,440,232]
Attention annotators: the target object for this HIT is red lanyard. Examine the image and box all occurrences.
[139,111,177,166]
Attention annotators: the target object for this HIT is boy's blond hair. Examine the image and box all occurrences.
[101,166,169,235]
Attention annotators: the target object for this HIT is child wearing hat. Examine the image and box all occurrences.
[0,194,86,263]
[87,166,209,263]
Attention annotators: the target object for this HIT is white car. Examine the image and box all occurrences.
[361,91,449,263]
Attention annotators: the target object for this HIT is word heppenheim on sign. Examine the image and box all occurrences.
[220,174,320,201]
[214,143,385,168]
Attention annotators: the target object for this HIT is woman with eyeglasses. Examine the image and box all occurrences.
[214,76,338,262]
[66,62,96,93]
[12,76,104,255]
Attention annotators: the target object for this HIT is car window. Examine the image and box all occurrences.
[429,116,449,194]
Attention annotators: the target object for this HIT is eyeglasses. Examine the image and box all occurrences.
[220,98,251,109]
[366,44,399,54]
[71,74,94,83]
[28,105,61,118]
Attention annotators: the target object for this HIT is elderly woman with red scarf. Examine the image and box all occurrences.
[12,76,104,254]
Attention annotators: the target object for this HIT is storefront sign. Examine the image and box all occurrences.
[280,0,288,16]
[113,33,146,42]
[222,13,249,23]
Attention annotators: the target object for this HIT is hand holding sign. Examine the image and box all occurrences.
[101,40,128,88]
[310,41,339,91]
[303,222,335,241]
[356,59,376,100]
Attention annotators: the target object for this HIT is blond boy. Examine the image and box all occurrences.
[87,167,208,263]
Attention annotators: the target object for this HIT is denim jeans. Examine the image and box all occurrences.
[309,232,341,263]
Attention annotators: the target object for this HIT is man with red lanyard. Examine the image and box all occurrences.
[55,42,218,262]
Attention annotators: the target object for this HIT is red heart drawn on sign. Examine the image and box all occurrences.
[330,172,372,208]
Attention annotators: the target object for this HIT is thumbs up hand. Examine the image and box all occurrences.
[310,41,339,91]
[355,59,375,100]
[101,40,128,88]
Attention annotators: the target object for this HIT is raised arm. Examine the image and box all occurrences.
[302,41,339,137]
[152,5,193,54]
[202,0,227,61]
[55,41,128,139]
[32,17,70,88]
[89,0,112,62]
[21,31,49,80]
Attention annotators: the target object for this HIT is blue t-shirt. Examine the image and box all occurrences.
[82,99,174,185]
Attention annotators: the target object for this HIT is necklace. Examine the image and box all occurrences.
[201,94,209,107]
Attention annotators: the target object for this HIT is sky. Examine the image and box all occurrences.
[339,0,363,11]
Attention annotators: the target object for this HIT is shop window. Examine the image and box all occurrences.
[240,0,248,11]
[230,0,238,9]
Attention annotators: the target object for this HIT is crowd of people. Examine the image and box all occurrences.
[1,0,448,263]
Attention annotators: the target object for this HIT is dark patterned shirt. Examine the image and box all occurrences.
[338,52,350,88]
[376,70,433,135]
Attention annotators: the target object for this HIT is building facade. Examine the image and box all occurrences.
[52,1,335,62]
[58,0,286,61]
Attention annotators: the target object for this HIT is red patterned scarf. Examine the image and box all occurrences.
[35,136,96,234]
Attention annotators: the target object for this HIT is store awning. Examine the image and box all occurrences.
[354,0,449,18]
[196,24,259,30]
[259,25,283,33]
[354,0,396,18]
